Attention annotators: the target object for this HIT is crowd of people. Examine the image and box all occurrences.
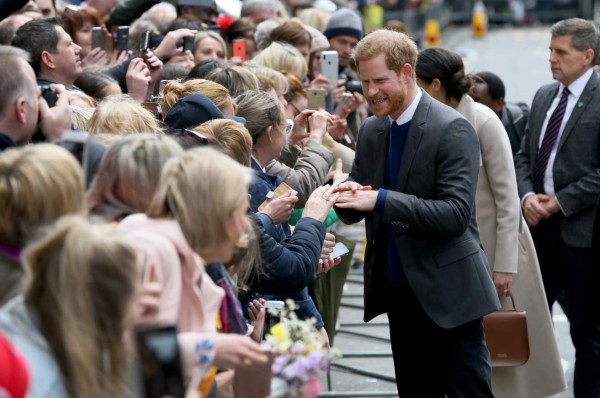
[0,0,598,397]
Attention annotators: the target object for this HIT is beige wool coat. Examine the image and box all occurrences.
[457,95,566,397]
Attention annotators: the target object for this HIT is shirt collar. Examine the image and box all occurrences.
[0,132,16,150]
[389,87,422,125]
[563,68,594,99]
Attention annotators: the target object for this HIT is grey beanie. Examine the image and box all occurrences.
[323,8,363,41]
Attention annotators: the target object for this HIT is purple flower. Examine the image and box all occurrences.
[272,354,291,374]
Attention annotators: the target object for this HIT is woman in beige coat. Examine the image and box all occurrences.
[416,48,566,397]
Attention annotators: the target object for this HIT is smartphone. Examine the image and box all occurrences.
[183,36,195,52]
[54,131,90,173]
[116,26,129,53]
[258,182,298,212]
[232,38,246,62]
[140,30,151,52]
[330,242,350,259]
[135,324,185,398]
[263,300,284,341]
[334,92,355,117]
[320,50,339,90]
[307,88,326,110]
[39,84,58,107]
[91,26,104,50]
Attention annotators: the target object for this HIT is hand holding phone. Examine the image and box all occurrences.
[334,92,355,117]
[258,182,298,212]
[330,242,350,259]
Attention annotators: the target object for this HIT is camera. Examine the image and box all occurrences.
[345,80,363,95]
[39,85,58,107]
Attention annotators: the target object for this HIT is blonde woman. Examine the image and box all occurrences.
[193,31,228,64]
[245,64,289,104]
[0,215,138,398]
[194,119,253,166]
[0,144,85,306]
[86,134,184,222]
[118,148,268,392]
[87,94,162,136]
[160,78,236,116]
[253,41,308,81]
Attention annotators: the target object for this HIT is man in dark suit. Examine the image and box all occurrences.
[333,29,500,397]
[514,18,600,397]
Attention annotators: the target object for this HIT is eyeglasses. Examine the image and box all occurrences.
[283,119,294,136]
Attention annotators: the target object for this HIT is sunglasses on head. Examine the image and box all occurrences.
[165,128,210,146]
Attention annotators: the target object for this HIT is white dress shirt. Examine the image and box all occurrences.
[538,68,594,195]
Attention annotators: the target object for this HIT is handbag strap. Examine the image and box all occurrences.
[504,292,517,311]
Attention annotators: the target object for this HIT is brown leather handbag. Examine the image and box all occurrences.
[483,293,530,367]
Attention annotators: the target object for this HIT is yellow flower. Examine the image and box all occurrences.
[270,323,290,344]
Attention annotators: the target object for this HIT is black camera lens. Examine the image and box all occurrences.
[345,80,363,95]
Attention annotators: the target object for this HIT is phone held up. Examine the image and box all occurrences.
[262,300,284,341]
[91,26,104,50]
[135,324,185,398]
[232,38,247,63]
[116,26,129,54]
[307,88,326,111]
[320,50,339,90]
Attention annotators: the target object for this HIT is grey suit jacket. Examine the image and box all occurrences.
[514,71,600,248]
[336,91,500,329]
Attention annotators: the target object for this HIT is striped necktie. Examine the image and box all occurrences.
[532,87,570,194]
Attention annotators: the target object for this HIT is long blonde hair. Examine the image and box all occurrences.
[252,41,308,81]
[160,79,234,115]
[86,134,184,217]
[23,215,138,398]
[0,144,85,247]
[147,147,251,259]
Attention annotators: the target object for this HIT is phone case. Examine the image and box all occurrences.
[307,88,326,110]
[334,93,354,116]
[320,51,339,89]
[183,36,195,52]
[232,39,246,62]
[330,242,350,259]
[91,27,104,50]
[116,26,129,53]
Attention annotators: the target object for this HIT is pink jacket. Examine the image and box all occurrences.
[119,214,224,333]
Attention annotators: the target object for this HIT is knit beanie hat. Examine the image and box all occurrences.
[323,8,363,41]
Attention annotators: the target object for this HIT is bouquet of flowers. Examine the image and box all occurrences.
[264,300,341,398]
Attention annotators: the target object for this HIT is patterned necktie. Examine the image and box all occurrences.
[532,87,570,194]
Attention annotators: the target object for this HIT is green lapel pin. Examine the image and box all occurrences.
[577,101,584,108]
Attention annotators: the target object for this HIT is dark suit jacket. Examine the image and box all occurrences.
[514,71,600,248]
[336,91,500,329]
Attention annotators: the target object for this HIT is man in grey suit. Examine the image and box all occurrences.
[514,18,600,397]
[333,29,499,397]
